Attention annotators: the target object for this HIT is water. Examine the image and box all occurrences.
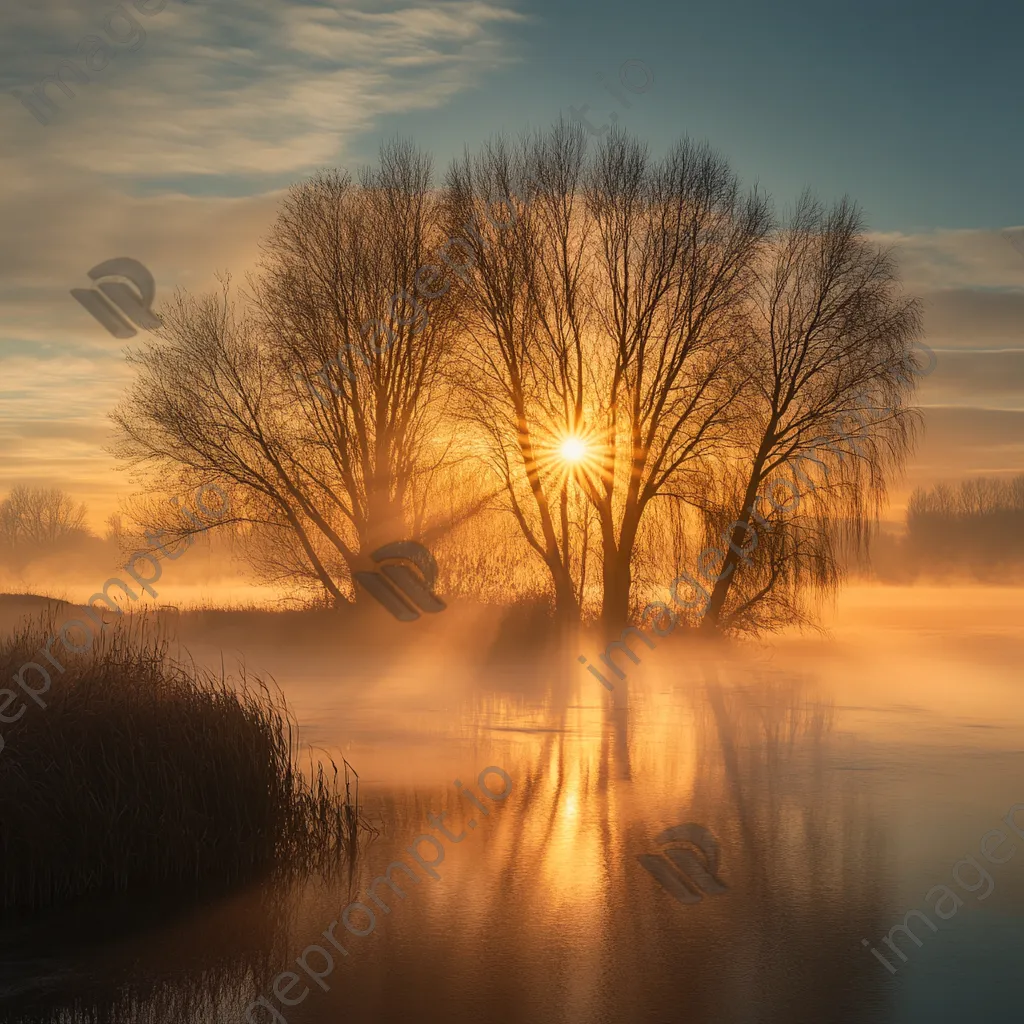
[2,586,1023,1024]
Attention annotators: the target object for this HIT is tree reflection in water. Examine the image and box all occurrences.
[0,647,898,1024]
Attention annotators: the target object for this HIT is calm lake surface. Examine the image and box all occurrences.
[2,585,1023,1024]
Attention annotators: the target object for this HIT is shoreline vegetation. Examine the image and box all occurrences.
[0,610,365,914]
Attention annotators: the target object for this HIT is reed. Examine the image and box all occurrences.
[0,612,363,912]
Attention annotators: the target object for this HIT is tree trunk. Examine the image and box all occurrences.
[601,557,631,633]
[600,503,640,633]
[701,451,769,631]
[551,560,580,623]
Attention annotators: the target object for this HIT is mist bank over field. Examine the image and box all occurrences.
[6,473,1024,631]
[0,523,252,610]
[0,484,258,610]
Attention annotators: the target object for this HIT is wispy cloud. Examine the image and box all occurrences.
[871,225,1024,293]
[2,0,527,175]
[0,0,525,521]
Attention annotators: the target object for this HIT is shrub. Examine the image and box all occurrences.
[0,613,359,912]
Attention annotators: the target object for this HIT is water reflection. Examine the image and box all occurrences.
[1,642,908,1024]
[0,875,297,1023]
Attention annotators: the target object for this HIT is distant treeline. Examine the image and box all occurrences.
[871,475,1024,581]
[0,485,232,581]
[10,474,1023,594]
[0,486,92,567]
[907,475,1024,571]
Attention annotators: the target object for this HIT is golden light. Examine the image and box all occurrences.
[536,421,607,491]
[559,436,588,464]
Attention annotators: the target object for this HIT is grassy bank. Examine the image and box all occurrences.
[0,613,360,912]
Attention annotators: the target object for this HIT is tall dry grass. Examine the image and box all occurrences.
[0,613,361,912]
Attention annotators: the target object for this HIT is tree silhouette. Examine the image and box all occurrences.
[111,143,459,606]
[0,486,88,552]
[698,194,922,632]
[109,130,925,630]
[905,474,1024,576]
[445,125,771,625]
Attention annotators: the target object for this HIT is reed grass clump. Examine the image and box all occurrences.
[0,614,360,912]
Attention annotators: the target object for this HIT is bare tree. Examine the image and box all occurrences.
[111,143,459,606]
[0,486,88,547]
[444,127,588,619]
[253,142,459,553]
[107,132,926,629]
[698,194,923,632]
[583,133,770,629]
[445,125,770,626]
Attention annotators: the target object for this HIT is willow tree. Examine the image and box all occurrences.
[698,194,923,632]
[443,128,588,619]
[445,124,769,627]
[111,143,459,605]
[583,133,770,630]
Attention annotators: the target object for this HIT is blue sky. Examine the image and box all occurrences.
[0,0,1022,523]
[371,0,1024,235]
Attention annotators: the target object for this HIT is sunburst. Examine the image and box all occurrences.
[559,436,588,464]
[533,420,609,493]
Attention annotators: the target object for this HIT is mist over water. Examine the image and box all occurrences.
[2,584,1022,1024]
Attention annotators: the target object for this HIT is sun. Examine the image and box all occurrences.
[538,422,606,488]
[559,436,588,464]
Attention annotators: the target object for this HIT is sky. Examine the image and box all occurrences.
[0,0,1022,529]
